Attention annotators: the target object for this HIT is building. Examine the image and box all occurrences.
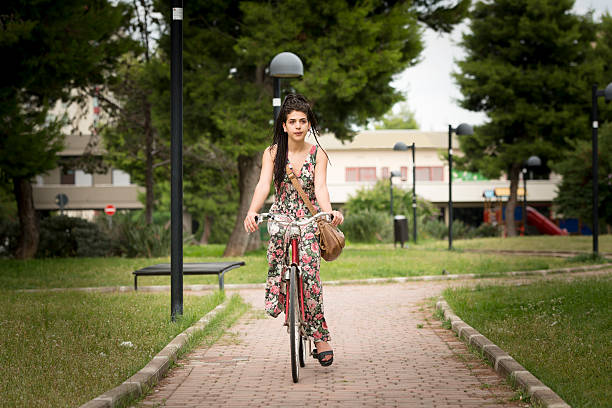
[317,130,559,226]
[32,94,143,219]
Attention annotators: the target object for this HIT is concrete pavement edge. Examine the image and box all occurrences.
[436,300,571,408]
[79,298,231,408]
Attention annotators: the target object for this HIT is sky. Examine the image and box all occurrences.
[392,0,611,132]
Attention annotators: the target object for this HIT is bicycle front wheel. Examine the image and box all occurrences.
[289,265,300,383]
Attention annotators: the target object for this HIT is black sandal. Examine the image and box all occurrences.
[314,350,333,367]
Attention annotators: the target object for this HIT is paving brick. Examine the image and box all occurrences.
[136,282,530,407]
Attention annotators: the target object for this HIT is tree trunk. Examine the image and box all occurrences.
[505,164,521,237]
[199,215,212,245]
[223,151,262,257]
[14,177,39,259]
[245,227,262,252]
[144,97,154,225]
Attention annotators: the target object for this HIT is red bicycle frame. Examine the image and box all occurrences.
[284,237,306,323]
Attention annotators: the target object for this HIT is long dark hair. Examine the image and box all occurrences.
[271,93,329,191]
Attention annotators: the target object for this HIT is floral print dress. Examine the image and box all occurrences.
[265,144,330,343]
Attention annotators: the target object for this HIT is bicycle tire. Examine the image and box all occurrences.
[299,335,307,367]
[289,265,300,382]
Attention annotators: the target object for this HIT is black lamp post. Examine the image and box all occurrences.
[389,170,402,216]
[393,142,417,243]
[522,155,541,236]
[170,0,183,321]
[448,123,473,250]
[591,82,612,256]
[269,52,304,121]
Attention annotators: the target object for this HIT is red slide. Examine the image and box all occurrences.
[526,206,568,236]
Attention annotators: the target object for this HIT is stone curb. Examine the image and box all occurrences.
[18,263,612,294]
[79,299,230,408]
[435,300,571,408]
[461,249,612,258]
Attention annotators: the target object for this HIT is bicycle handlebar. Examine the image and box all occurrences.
[255,212,332,227]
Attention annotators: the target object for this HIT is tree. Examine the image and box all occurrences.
[100,0,165,225]
[553,123,612,230]
[344,179,437,224]
[553,14,612,231]
[374,102,419,129]
[154,0,469,256]
[101,57,168,225]
[0,0,132,258]
[453,0,597,236]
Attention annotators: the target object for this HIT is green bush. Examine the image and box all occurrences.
[422,219,501,240]
[421,219,448,240]
[342,209,392,243]
[0,218,19,257]
[344,180,437,224]
[472,222,501,238]
[37,216,112,258]
[103,213,171,258]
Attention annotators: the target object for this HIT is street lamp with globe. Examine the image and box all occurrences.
[393,142,416,243]
[521,155,541,235]
[591,82,612,255]
[448,123,474,250]
[269,52,304,121]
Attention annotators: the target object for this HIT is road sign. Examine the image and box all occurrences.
[104,204,116,216]
[55,193,68,208]
[55,193,68,215]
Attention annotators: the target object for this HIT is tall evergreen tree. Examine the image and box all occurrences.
[154,0,469,256]
[552,13,612,230]
[0,0,132,258]
[100,0,165,225]
[453,0,597,235]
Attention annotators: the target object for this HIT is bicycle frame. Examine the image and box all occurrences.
[284,230,306,325]
[255,211,331,382]
[257,212,331,329]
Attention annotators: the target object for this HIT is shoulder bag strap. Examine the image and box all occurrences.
[286,164,318,216]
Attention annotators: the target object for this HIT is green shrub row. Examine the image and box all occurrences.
[0,214,173,258]
[421,218,501,240]
[341,210,501,243]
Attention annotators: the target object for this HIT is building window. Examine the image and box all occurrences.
[400,166,408,181]
[112,169,131,186]
[61,169,75,185]
[381,167,389,179]
[346,167,359,182]
[75,170,93,186]
[345,167,377,182]
[431,167,444,181]
[415,166,444,181]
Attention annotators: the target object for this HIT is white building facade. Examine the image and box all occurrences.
[317,130,559,225]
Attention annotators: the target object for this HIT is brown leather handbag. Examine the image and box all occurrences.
[286,164,345,261]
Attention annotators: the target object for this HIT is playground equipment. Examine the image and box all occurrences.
[526,206,568,236]
[482,187,524,227]
[482,188,567,236]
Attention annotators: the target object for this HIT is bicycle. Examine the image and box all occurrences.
[255,211,332,383]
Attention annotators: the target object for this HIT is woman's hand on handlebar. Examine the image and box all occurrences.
[244,211,259,233]
[331,210,344,227]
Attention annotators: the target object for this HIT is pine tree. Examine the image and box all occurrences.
[154,0,469,255]
[0,0,133,258]
[454,0,597,235]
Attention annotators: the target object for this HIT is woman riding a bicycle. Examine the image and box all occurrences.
[243,93,343,367]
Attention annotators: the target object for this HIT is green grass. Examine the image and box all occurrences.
[0,290,247,408]
[0,242,606,290]
[443,276,612,408]
[422,234,612,253]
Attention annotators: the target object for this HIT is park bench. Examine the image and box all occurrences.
[132,261,245,291]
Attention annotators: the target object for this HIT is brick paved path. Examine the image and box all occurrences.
[139,282,527,407]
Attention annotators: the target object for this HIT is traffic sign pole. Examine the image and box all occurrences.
[104,205,116,229]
